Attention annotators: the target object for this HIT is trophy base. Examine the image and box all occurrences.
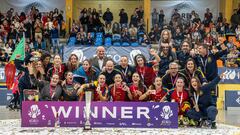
[83,125,92,130]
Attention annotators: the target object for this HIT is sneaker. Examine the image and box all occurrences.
[197,119,204,128]
[211,122,217,129]
[189,119,197,126]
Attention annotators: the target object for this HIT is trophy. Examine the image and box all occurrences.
[84,90,92,130]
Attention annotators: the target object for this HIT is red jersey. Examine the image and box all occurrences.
[110,84,128,101]
[129,84,145,101]
[136,65,155,87]
[171,89,188,105]
[93,85,108,101]
[149,88,167,102]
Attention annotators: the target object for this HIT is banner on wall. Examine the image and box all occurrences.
[218,67,240,84]
[1,0,65,14]
[21,101,178,128]
[151,0,219,23]
[64,46,150,65]
[0,67,7,90]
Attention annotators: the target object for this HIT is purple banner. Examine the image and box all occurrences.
[22,101,178,128]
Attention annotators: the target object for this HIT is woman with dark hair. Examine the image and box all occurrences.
[186,74,223,129]
[74,59,99,83]
[134,49,160,87]
[171,77,191,125]
[128,72,147,101]
[61,71,81,101]
[109,74,132,101]
[66,54,80,72]
[140,77,169,102]
[77,74,109,101]
[180,58,207,89]
[28,63,62,101]
[41,52,52,74]
[46,54,66,81]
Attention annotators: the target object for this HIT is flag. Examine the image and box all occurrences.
[9,38,25,61]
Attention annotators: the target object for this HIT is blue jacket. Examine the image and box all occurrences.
[192,76,221,110]
[74,66,99,83]
[195,50,227,81]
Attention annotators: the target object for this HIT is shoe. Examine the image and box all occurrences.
[197,119,204,128]
[189,119,197,126]
[182,117,190,126]
[211,122,217,129]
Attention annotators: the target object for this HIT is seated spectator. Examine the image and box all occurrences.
[112,22,121,34]
[34,36,46,50]
[129,24,138,42]
[86,32,94,45]
[76,32,86,45]
[121,27,130,43]
[148,28,157,43]
[104,23,112,38]
[109,74,132,101]
[226,45,239,68]
[0,48,8,66]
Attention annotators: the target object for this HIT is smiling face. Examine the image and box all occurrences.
[106,60,114,73]
[98,74,106,86]
[132,73,140,84]
[50,74,60,86]
[181,42,190,53]
[35,61,42,71]
[70,55,78,65]
[176,78,184,89]
[120,56,128,68]
[66,72,73,83]
[82,60,90,72]
[186,60,195,72]
[53,55,62,66]
[154,77,162,88]
[114,74,122,85]
[136,57,144,67]
[191,78,199,90]
[161,43,170,54]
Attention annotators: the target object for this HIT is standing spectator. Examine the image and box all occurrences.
[80,13,89,32]
[50,25,59,54]
[137,6,144,21]
[159,10,165,27]
[204,8,213,22]
[151,8,159,27]
[119,9,128,28]
[103,8,113,26]
[34,18,43,41]
[130,11,138,27]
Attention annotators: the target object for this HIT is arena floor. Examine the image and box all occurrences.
[0,107,239,135]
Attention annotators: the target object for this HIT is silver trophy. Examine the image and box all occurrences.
[84,90,92,130]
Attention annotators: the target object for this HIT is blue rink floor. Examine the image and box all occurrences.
[0,107,239,135]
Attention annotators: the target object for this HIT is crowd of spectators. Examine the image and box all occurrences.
[0,6,66,66]
[1,4,240,129]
